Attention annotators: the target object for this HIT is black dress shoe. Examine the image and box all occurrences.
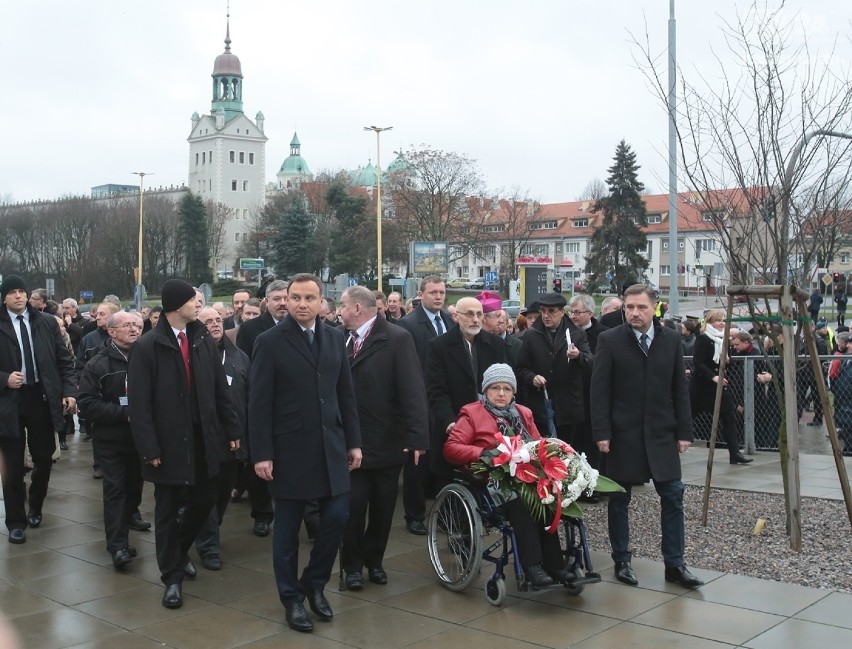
[345,571,364,591]
[26,511,42,528]
[125,545,137,557]
[730,453,754,465]
[253,520,270,537]
[182,559,197,579]
[8,529,26,544]
[284,601,313,632]
[112,548,132,568]
[127,512,151,531]
[59,442,69,451]
[367,567,388,585]
[202,554,222,570]
[614,561,638,585]
[548,567,576,583]
[525,563,555,588]
[665,565,704,588]
[406,520,427,536]
[305,589,333,621]
[162,583,182,609]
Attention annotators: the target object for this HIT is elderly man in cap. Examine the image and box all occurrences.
[129,279,241,609]
[517,292,592,443]
[0,275,77,544]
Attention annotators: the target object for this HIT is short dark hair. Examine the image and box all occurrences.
[288,273,323,294]
[734,331,753,344]
[373,290,387,303]
[244,298,261,308]
[623,284,658,302]
[419,275,445,292]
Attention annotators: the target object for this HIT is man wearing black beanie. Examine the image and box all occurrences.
[0,275,77,544]
[128,278,242,609]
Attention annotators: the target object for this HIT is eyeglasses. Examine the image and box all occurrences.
[111,323,142,330]
[569,310,590,317]
[458,311,484,319]
[486,385,514,393]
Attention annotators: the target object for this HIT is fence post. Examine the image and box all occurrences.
[743,356,756,454]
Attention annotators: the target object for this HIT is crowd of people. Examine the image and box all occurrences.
[19,272,826,634]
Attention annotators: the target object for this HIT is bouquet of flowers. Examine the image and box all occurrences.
[472,433,624,533]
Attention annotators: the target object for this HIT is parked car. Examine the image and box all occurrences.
[446,278,469,288]
[502,300,521,319]
[464,278,485,290]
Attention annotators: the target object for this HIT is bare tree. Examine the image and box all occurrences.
[205,201,231,273]
[576,178,608,202]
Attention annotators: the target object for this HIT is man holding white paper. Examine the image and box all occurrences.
[516,292,592,444]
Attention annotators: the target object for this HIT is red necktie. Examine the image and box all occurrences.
[177,331,191,387]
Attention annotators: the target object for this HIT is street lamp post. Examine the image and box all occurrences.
[364,126,392,292]
[131,172,152,311]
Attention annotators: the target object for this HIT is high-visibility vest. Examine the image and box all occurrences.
[656,302,668,318]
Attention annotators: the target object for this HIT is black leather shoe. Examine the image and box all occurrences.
[26,511,42,528]
[253,520,270,537]
[125,545,137,557]
[127,512,151,531]
[525,563,555,588]
[614,561,638,585]
[368,567,388,585]
[406,520,427,536]
[665,565,704,588]
[305,589,333,621]
[730,453,754,465]
[112,548,132,568]
[202,554,222,570]
[285,601,313,632]
[8,529,26,544]
[162,583,182,609]
[59,442,69,451]
[182,559,197,579]
[345,571,364,591]
[548,567,576,583]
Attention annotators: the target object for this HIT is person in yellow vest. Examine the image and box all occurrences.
[655,301,668,319]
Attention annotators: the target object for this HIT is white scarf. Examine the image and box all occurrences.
[704,325,725,365]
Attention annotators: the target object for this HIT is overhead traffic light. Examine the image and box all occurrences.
[553,278,562,293]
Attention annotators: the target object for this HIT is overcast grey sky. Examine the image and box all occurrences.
[2,0,848,204]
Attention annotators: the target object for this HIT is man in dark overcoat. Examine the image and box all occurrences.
[236,279,288,358]
[249,273,361,633]
[427,296,507,487]
[338,286,428,590]
[590,284,702,589]
[128,279,241,609]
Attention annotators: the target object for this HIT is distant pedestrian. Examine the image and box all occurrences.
[835,289,847,327]
[808,289,823,324]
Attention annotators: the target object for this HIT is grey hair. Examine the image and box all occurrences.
[344,285,378,310]
[265,279,289,296]
[569,293,595,313]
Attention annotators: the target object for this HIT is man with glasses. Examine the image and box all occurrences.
[78,311,146,567]
[517,293,592,443]
[426,296,506,488]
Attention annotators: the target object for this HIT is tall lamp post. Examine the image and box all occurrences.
[131,172,152,311]
[364,125,392,292]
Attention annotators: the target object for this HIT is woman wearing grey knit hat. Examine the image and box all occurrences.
[443,363,570,587]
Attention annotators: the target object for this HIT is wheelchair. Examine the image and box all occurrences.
[426,474,601,606]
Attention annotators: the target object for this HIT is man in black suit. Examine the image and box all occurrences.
[222,289,251,331]
[426,296,507,487]
[236,280,288,358]
[590,284,702,589]
[250,273,361,633]
[338,286,428,590]
[396,275,454,534]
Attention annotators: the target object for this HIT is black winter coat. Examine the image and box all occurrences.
[217,336,250,462]
[128,317,241,485]
[0,305,76,438]
[397,306,455,375]
[516,316,592,432]
[77,340,134,447]
[591,322,693,484]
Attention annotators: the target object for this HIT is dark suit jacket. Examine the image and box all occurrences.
[397,306,454,375]
[348,316,429,469]
[236,311,276,359]
[590,322,693,484]
[248,315,361,500]
[581,317,608,353]
[426,327,506,473]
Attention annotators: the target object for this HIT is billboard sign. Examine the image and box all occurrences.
[410,242,449,275]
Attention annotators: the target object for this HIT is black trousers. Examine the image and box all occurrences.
[94,440,143,553]
[341,465,402,574]
[194,459,239,558]
[503,497,563,571]
[153,463,217,585]
[234,461,274,521]
[0,385,55,530]
[402,454,428,523]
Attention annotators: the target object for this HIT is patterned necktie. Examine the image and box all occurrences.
[639,333,650,354]
[347,331,358,358]
[17,315,36,384]
[177,331,191,387]
[434,314,445,336]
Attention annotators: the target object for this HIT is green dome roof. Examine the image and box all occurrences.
[351,162,376,187]
[279,155,312,176]
[387,152,409,173]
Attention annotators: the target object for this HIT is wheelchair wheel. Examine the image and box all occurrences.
[564,582,585,596]
[485,576,507,606]
[427,483,484,591]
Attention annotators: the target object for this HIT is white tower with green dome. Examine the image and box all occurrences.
[276,132,314,189]
[187,14,267,273]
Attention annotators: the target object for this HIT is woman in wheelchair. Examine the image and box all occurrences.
[443,363,572,587]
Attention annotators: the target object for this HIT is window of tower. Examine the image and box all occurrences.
[239,152,245,164]
[202,152,206,164]
[229,151,235,163]
[243,180,249,192]
[231,180,237,191]
[195,153,199,166]
[249,153,255,165]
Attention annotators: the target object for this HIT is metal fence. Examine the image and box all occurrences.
[684,354,852,455]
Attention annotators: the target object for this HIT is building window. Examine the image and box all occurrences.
[565,242,580,253]
[195,153,199,166]
[701,210,724,222]
[202,152,206,164]
[249,152,255,165]
[234,232,240,242]
[695,239,716,259]
[842,253,850,264]
[209,150,212,162]
[242,233,248,242]
[661,238,685,252]
[573,219,589,228]
[521,243,549,256]
[482,224,505,233]
[660,265,671,275]
[239,152,245,164]
[529,220,558,230]
[229,151,235,163]
[647,213,662,224]
[243,209,249,220]
[242,180,249,192]
[647,240,653,260]
[231,180,237,191]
